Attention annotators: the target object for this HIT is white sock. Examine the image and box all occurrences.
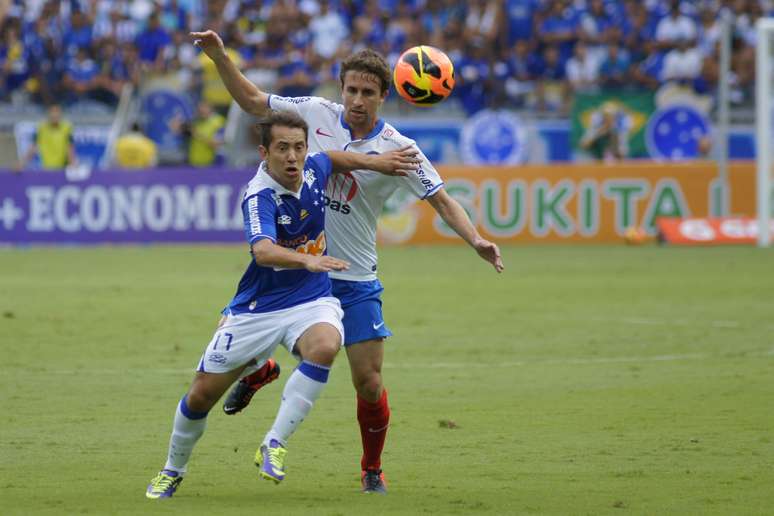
[163,396,208,475]
[263,361,330,447]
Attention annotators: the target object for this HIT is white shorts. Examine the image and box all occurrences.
[196,297,344,374]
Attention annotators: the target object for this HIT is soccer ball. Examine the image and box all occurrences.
[623,226,647,245]
[393,46,455,106]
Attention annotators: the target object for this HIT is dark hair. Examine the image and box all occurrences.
[257,110,309,147]
[339,49,391,94]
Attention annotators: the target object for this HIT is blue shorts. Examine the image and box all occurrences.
[331,279,392,346]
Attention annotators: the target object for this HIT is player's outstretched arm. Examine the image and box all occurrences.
[251,239,350,273]
[190,30,270,118]
[427,190,504,273]
[327,146,421,176]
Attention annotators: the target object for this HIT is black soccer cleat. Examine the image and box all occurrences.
[223,359,280,415]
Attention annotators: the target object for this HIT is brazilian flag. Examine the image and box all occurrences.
[571,91,655,158]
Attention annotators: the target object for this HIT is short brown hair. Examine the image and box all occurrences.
[339,49,391,94]
[257,110,309,147]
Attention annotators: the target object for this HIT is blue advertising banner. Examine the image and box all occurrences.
[0,168,255,244]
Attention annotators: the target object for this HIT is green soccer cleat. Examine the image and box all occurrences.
[146,469,183,499]
[255,439,287,483]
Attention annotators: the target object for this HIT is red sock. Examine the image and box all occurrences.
[357,389,390,471]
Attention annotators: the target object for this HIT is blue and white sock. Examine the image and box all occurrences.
[263,361,330,447]
[163,395,208,474]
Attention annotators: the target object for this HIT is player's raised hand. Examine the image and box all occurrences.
[474,238,504,273]
[370,145,421,176]
[305,255,350,273]
[190,30,226,60]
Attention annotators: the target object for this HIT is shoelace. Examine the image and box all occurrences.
[151,473,177,492]
[268,446,287,470]
[364,471,382,490]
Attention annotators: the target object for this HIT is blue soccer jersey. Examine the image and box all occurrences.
[226,152,333,314]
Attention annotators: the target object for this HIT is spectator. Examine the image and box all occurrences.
[538,0,578,65]
[115,122,158,169]
[0,23,31,101]
[505,39,540,107]
[464,0,500,46]
[655,0,697,49]
[309,0,349,60]
[579,102,630,161]
[134,12,171,70]
[578,0,614,64]
[276,42,318,98]
[19,104,77,170]
[598,43,632,89]
[661,37,703,85]
[503,0,538,45]
[631,39,665,90]
[170,101,225,168]
[62,47,100,103]
[566,41,600,93]
[63,9,93,56]
[454,40,491,115]
[196,33,243,112]
[533,44,569,112]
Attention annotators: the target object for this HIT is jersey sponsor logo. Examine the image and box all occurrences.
[247,196,261,235]
[277,215,292,225]
[315,127,334,138]
[276,231,326,256]
[300,209,309,220]
[295,231,326,256]
[325,172,358,214]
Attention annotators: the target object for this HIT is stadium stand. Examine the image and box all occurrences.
[0,0,768,167]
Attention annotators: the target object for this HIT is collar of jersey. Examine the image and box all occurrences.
[258,161,303,199]
[339,113,385,142]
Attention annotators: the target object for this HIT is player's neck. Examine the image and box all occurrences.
[266,168,301,192]
[347,119,378,140]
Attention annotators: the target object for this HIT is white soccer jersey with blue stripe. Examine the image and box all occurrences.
[268,95,444,281]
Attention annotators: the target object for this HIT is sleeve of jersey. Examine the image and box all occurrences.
[305,152,333,188]
[401,144,445,199]
[242,191,277,245]
[267,95,323,119]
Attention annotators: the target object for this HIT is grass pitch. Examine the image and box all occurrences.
[1,244,772,515]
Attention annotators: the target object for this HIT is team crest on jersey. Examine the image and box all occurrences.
[277,215,292,225]
[300,209,309,220]
[304,169,316,188]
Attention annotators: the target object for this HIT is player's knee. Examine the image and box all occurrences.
[186,383,220,413]
[303,339,340,365]
[355,371,383,400]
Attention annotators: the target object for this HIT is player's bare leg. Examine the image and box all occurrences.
[346,338,389,494]
[147,367,245,499]
[257,323,341,483]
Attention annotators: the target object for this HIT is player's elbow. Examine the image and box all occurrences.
[250,239,273,265]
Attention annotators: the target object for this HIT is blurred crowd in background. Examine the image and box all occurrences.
[0,0,770,117]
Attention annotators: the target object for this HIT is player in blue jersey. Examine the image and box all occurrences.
[146,111,420,499]
[191,29,504,494]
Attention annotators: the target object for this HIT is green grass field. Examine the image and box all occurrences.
[1,244,773,515]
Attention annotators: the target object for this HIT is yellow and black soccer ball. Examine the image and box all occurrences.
[393,46,455,106]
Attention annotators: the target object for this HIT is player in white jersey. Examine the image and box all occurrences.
[146,111,420,499]
[191,30,504,494]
